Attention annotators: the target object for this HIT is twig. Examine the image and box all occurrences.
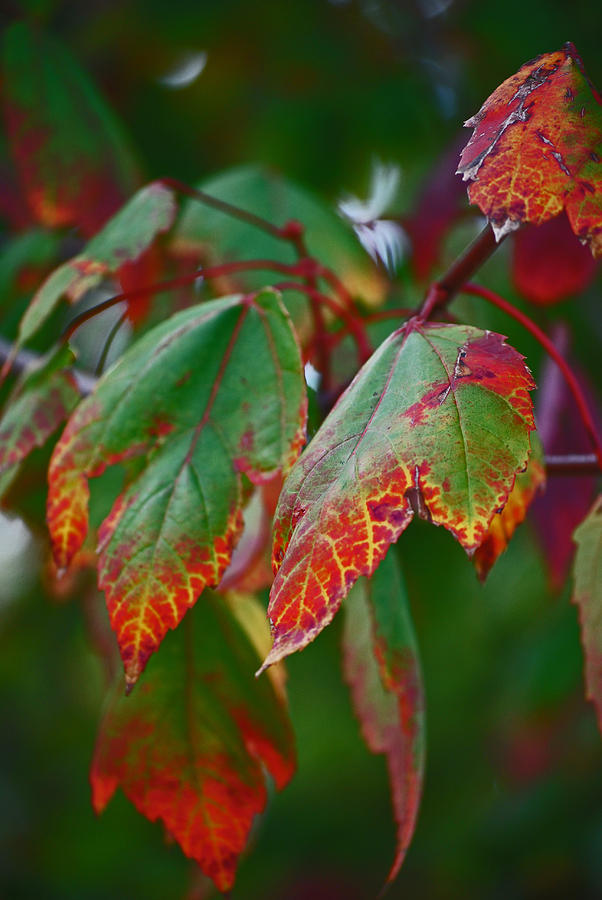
[160,177,286,241]
[419,224,500,319]
[462,282,602,471]
[95,311,128,376]
[273,281,372,365]
[283,223,333,391]
[545,454,600,476]
[60,258,317,342]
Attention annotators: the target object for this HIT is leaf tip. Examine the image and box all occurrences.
[255,659,271,679]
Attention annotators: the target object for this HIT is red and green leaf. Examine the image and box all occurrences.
[1,22,139,236]
[48,289,306,688]
[473,434,546,581]
[342,548,425,887]
[572,494,602,732]
[0,345,82,475]
[91,591,295,894]
[16,181,176,348]
[259,319,535,671]
[458,43,602,254]
[512,212,598,305]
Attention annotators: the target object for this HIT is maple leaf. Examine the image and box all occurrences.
[259,319,535,671]
[342,549,425,888]
[457,43,602,255]
[1,22,139,236]
[47,289,306,689]
[15,181,177,349]
[473,434,546,581]
[572,494,602,733]
[0,346,82,476]
[91,591,295,893]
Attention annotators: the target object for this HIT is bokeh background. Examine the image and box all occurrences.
[1,0,602,897]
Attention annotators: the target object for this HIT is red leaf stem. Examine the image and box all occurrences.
[60,258,318,342]
[544,454,600,476]
[283,220,333,392]
[462,282,602,470]
[273,281,372,365]
[160,176,284,240]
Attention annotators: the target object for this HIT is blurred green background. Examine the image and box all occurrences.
[1,0,602,897]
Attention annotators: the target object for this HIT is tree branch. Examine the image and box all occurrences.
[544,454,600,476]
[419,224,500,319]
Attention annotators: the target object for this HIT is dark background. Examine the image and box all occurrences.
[1,1,602,897]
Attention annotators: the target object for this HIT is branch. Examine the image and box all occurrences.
[461,282,602,471]
[273,281,372,365]
[545,454,600,476]
[160,177,286,241]
[419,224,500,319]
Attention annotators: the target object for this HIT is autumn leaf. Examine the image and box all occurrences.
[15,181,176,349]
[512,211,597,305]
[1,22,139,236]
[48,289,306,688]
[91,591,295,894]
[259,319,534,671]
[572,495,602,732]
[473,434,546,581]
[0,345,82,475]
[342,548,425,888]
[458,43,602,254]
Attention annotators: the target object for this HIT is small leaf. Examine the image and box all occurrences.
[174,164,386,305]
[0,345,81,474]
[260,319,534,670]
[48,289,306,688]
[16,181,177,347]
[342,549,425,887]
[458,43,602,253]
[572,494,602,732]
[1,22,139,236]
[512,212,597,305]
[91,591,295,894]
[473,433,546,581]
